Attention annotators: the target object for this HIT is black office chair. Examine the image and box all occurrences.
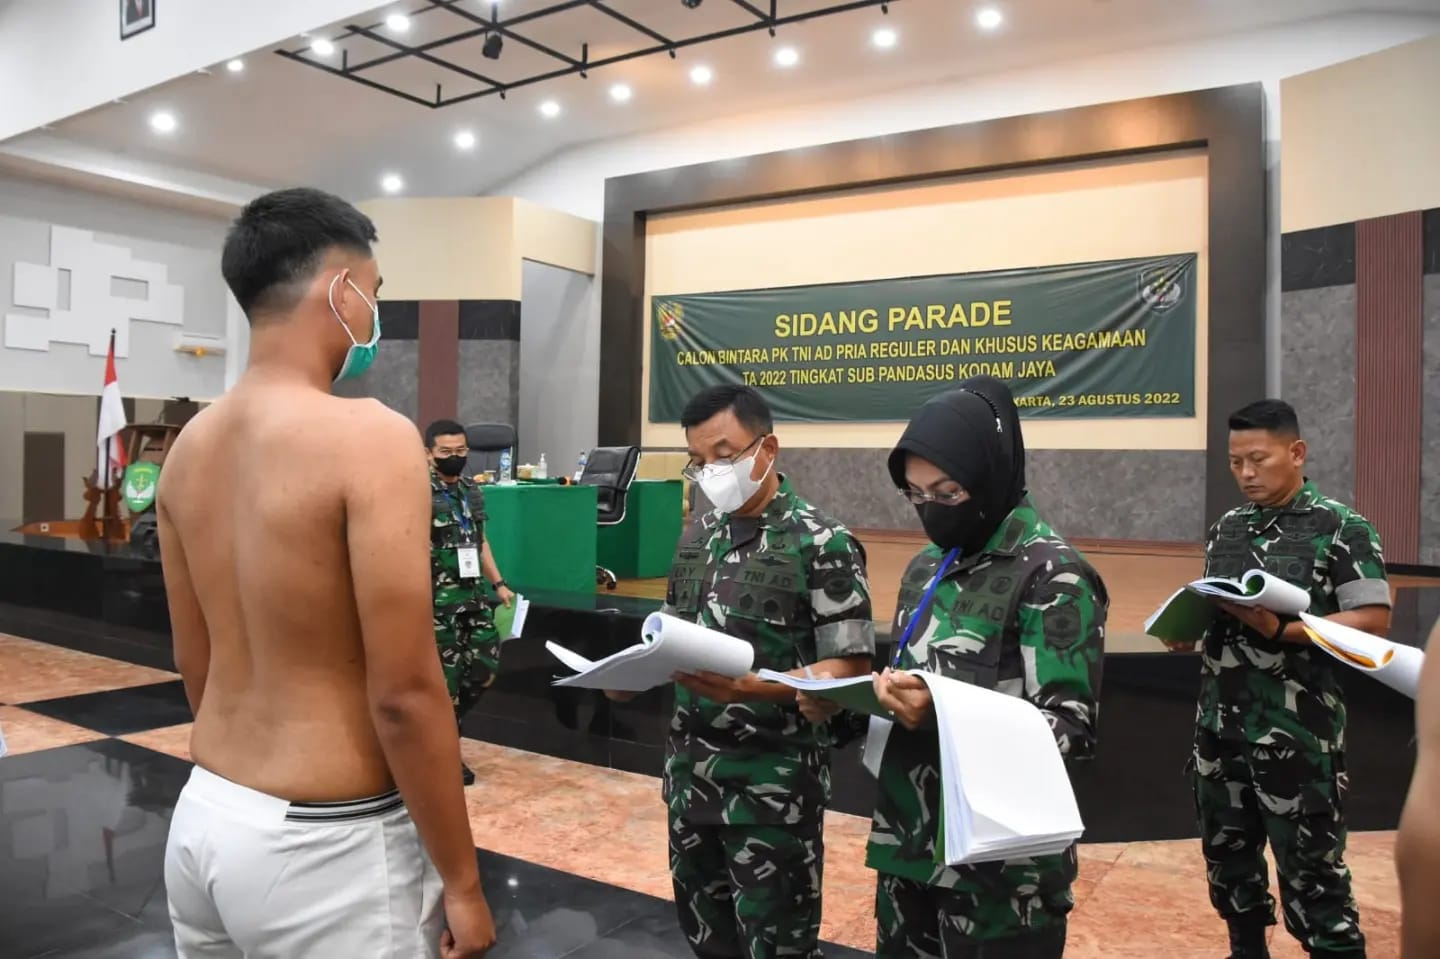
[578,446,641,590]
[464,423,517,479]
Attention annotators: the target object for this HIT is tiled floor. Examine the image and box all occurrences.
[0,632,1404,957]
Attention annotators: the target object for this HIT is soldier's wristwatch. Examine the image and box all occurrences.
[1270,615,1292,643]
[492,579,508,590]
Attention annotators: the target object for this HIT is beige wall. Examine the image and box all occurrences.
[1282,32,1440,232]
[358,197,598,302]
[642,152,1209,451]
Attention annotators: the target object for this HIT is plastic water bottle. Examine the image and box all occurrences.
[537,454,548,480]
[499,448,512,483]
[573,450,588,483]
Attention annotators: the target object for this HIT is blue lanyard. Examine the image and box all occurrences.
[450,486,475,540]
[891,547,960,669]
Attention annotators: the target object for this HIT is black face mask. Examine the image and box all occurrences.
[434,455,466,478]
[917,500,988,552]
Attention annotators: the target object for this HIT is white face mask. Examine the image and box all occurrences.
[697,445,773,514]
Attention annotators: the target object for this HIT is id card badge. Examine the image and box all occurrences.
[456,546,481,580]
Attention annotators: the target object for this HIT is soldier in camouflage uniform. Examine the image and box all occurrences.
[426,419,515,786]
[610,385,876,959]
[1168,400,1390,959]
[826,377,1106,959]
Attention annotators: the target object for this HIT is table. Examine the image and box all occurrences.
[481,483,598,594]
[596,479,684,579]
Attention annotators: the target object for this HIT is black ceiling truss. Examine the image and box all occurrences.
[275,0,897,108]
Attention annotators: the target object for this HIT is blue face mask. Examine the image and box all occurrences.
[328,273,381,382]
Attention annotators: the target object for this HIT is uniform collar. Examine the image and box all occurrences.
[430,469,473,493]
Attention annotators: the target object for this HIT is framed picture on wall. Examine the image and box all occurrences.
[120,0,155,40]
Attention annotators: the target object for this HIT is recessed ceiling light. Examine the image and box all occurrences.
[454,130,477,150]
[689,64,713,86]
[609,83,632,103]
[976,7,1003,30]
[310,37,336,56]
[381,173,404,194]
[773,46,799,68]
[226,59,245,73]
[149,110,177,134]
[386,13,411,32]
[872,27,897,49]
[539,99,561,118]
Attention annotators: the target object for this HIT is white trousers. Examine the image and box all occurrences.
[165,765,445,958]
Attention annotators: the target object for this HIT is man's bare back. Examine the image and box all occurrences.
[159,187,493,958]
[160,383,415,801]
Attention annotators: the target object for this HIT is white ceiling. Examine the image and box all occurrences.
[10,0,1440,206]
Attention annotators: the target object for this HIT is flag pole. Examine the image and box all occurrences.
[103,329,115,539]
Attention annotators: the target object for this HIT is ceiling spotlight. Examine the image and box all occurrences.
[975,6,1003,30]
[386,13,411,32]
[454,130,477,150]
[872,27,897,49]
[149,110,177,134]
[689,64,713,86]
[381,173,404,194]
[483,32,503,59]
[609,83,632,103]
[310,37,336,57]
[773,46,799,68]
[539,100,561,118]
[226,59,245,73]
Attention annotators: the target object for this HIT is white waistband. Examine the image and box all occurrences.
[183,765,405,825]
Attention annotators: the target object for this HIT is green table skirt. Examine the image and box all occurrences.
[482,483,598,594]
[596,479,684,579]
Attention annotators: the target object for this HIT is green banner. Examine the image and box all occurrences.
[649,253,1197,422]
[123,461,160,514]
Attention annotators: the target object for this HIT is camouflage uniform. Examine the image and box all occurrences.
[866,499,1106,959]
[1192,479,1390,955]
[430,469,502,720]
[663,476,876,959]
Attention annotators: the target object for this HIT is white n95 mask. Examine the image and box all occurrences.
[697,447,772,514]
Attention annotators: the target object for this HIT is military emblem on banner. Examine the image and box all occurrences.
[1138,264,1183,312]
[123,461,161,514]
[657,301,683,341]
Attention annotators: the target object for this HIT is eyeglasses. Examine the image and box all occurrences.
[898,487,969,506]
[682,435,766,482]
[434,447,469,458]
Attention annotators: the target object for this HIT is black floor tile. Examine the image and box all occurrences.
[22,682,192,736]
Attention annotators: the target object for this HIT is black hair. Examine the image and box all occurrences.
[221,187,377,320]
[424,419,467,448]
[1228,399,1301,438]
[680,385,774,437]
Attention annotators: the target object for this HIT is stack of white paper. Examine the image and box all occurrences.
[916,673,1085,865]
[546,612,754,692]
[754,669,1084,863]
[1299,612,1425,698]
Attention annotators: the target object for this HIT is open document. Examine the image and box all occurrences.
[545,612,754,692]
[757,669,1083,863]
[494,595,530,642]
[1145,570,1311,643]
[1299,612,1425,698]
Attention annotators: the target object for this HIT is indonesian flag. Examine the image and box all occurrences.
[97,332,127,489]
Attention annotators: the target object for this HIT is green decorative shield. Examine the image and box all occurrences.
[123,461,161,514]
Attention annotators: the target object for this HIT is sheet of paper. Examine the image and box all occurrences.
[916,673,1084,866]
[495,595,530,642]
[546,612,755,692]
[754,669,888,715]
[862,716,892,778]
[1299,612,1425,698]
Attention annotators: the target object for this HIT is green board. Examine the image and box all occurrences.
[650,253,1197,422]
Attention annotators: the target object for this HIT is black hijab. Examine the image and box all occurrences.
[887,375,1027,554]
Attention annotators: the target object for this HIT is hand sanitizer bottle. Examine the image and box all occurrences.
[537,454,548,480]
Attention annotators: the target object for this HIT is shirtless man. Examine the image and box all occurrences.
[1398,618,1440,957]
[157,187,496,958]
